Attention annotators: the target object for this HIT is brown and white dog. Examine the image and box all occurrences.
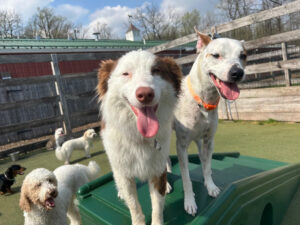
[173,28,247,216]
[97,50,182,225]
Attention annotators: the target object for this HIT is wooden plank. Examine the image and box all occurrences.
[239,86,300,98]
[65,91,96,100]
[175,54,197,65]
[216,0,300,34]
[229,104,300,113]
[51,54,72,136]
[0,75,54,87]
[244,29,300,50]
[61,71,97,79]
[0,54,51,64]
[148,0,300,53]
[57,52,117,61]
[0,96,59,111]
[281,42,291,86]
[0,116,63,135]
[219,112,300,122]
[247,47,300,61]
[245,58,300,74]
[70,109,99,118]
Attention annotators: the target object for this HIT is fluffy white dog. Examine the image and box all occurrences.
[55,129,97,164]
[19,161,100,225]
[98,50,182,225]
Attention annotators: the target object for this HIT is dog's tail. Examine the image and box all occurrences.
[86,161,101,181]
[55,146,66,162]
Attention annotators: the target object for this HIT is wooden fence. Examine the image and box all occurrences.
[0,52,125,155]
[148,0,300,122]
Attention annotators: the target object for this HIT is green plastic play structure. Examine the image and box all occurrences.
[77,152,300,225]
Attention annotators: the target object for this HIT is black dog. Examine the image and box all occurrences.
[0,165,26,195]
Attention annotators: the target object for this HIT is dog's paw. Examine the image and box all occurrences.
[166,182,172,194]
[184,195,197,216]
[206,182,220,198]
[117,191,124,200]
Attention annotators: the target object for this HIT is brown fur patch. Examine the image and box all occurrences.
[152,170,167,196]
[19,181,32,212]
[97,60,117,100]
[151,57,182,96]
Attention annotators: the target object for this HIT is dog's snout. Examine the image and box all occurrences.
[229,65,244,82]
[50,189,58,198]
[136,87,155,104]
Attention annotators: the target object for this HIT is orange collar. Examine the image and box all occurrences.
[187,76,220,110]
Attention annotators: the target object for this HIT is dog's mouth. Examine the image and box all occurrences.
[45,197,55,210]
[130,104,159,138]
[209,73,240,100]
[17,170,25,175]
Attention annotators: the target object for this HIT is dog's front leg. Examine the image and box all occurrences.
[149,171,167,225]
[113,173,145,225]
[176,138,197,216]
[197,138,220,197]
[84,146,91,158]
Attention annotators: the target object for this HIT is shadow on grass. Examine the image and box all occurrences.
[70,150,105,164]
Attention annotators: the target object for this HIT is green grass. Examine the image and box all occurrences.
[0,121,300,225]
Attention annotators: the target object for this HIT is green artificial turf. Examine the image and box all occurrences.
[0,121,299,225]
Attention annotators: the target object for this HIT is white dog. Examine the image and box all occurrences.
[55,129,97,164]
[97,50,182,225]
[19,161,100,225]
[173,28,247,215]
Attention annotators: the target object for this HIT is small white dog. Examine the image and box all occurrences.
[173,28,247,215]
[55,129,97,164]
[19,161,100,225]
[98,50,182,225]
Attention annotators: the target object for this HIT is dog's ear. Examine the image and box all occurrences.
[194,27,211,53]
[153,57,182,96]
[19,183,31,212]
[97,60,117,100]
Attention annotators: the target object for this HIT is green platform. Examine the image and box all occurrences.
[77,153,300,225]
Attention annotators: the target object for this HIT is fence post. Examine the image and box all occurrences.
[50,54,72,137]
[281,42,291,86]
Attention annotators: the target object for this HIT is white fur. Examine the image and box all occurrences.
[54,128,65,147]
[100,50,179,225]
[20,161,100,225]
[173,33,246,216]
[55,129,97,164]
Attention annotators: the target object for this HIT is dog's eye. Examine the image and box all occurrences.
[240,53,247,60]
[48,179,52,183]
[212,53,220,59]
[36,183,41,187]
[152,68,161,74]
[122,72,129,76]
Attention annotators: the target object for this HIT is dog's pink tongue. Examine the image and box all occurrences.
[136,106,159,138]
[210,75,240,100]
[219,80,240,100]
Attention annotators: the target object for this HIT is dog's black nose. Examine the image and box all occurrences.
[229,65,244,82]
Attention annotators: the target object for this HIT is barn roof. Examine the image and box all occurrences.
[0,38,196,53]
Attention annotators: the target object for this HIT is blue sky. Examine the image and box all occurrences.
[0,0,220,38]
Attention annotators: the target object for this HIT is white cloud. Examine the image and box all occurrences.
[55,4,89,23]
[0,0,53,21]
[160,0,220,16]
[87,5,136,39]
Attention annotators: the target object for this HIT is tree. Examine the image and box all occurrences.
[180,10,201,36]
[93,22,112,39]
[25,7,73,39]
[0,10,22,38]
